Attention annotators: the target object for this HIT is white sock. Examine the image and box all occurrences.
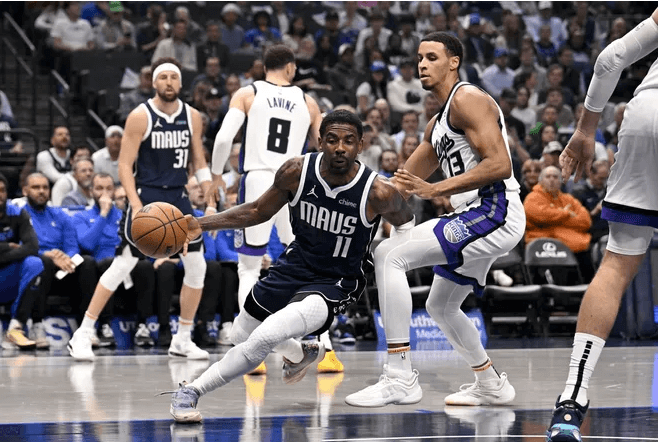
[8,319,22,331]
[560,332,605,407]
[319,330,333,351]
[387,345,412,373]
[273,338,304,363]
[177,317,194,337]
[472,358,500,382]
[190,337,269,395]
[81,313,97,331]
[189,358,229,396]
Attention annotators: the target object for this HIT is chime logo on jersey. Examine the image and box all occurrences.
[299,201,357,235]
[443,217,470,243]
[151,130,190,149]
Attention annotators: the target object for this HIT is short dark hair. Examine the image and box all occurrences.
[546,86,563,96]
[92,172,114,185]
[151,57,182,76]
[421,31,463,69]
[0,173,8,191]
[263,45,295,71]
[72,145,91,157]
[402,110,419,120]
[320,110,363,139]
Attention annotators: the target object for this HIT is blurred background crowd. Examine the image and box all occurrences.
[0,1,657,350]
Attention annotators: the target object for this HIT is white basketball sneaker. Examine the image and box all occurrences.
[444,373,515,406]
[168,334,210,360]
[68,327,96,361]
[345,364,423,407]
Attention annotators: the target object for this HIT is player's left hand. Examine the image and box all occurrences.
[181,215,202,256]
[394,169,440,200]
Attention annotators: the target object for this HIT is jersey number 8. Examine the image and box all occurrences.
[267,117,291,154]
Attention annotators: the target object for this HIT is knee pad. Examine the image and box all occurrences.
[230,310,262,345]
[99,254,139,291]
[181,251,207,289]
[237,254,264,275]
[374,237,409,271]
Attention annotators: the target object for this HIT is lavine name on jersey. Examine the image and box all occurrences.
[299,201,357,235]
[151,129,190,149]
[266,97,297,112]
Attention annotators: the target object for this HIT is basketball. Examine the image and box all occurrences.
[130,202,188,258]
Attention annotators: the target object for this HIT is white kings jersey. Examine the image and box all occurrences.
[431,81,520,210]
[634,58,657,96]
[240,80,311,173]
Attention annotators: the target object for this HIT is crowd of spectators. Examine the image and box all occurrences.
[0,1,656,348]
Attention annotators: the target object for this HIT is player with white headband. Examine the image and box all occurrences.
[68,57,216,361]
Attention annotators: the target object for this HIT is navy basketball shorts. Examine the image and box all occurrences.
[244,248,366,336]
[118,185,203,257]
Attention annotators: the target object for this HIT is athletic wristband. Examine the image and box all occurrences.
[195,167,212,183]
[205,206,216,213]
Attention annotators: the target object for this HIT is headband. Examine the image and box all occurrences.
[152,63,182,82]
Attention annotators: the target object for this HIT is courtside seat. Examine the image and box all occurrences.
[524,238,589,335]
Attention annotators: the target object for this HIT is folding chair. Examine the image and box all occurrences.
[524,238,589,335]
[480,249,544,336]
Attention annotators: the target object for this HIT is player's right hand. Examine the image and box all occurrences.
[559,129,595,183]
[205,175,226,206]
[181,215,202,256]
[131,205,143,219]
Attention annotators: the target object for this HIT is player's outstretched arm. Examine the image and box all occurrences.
[561,8,658,183]
[119,108,148,215]
[188,107,215,208]
[207,86,253,204]
[398,87,511,199]
[305,94,322,151]
[393,115,441,200]
[367,175,415,228]
[183,157,303,253]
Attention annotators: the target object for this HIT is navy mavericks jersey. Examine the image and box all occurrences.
[135,99,193,188]
[288,152,380,279]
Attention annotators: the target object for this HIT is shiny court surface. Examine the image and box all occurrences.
[0,345,656,441]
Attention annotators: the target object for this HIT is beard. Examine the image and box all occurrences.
[156,88,179,103]
[27,195,47,211]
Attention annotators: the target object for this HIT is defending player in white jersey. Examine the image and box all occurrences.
[208,45,344,373]
[346,32,525,408]
[547,9,658,442]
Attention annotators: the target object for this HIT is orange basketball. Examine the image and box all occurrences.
[130,202,188,258]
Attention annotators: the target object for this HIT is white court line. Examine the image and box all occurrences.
[324,435,658,442]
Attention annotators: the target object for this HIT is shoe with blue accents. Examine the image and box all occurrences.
[165,382,202,424]
[547,397,589,442]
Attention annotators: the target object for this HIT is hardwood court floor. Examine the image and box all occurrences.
[0,344,656,441]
